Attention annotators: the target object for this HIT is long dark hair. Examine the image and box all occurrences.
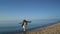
[22,19,27,26]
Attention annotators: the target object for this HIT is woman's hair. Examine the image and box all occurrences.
[22,19,27,26]
[23,19,26,22]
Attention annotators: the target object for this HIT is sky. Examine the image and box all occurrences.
[0,0,60,21]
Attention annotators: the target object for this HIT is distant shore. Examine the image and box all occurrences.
[16,21,60,34]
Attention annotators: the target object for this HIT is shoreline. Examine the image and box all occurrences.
[16,21,60,34]
[1,21,60,34]
[26,21,60,34]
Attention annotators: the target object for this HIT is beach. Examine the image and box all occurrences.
[16,21,60,34]
[26,21,60,34]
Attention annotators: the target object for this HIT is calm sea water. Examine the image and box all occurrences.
[0,19,60,34]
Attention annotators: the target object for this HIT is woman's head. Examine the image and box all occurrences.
[23,19,26,22]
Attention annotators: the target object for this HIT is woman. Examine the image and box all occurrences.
[21,19,31,33]
[22,19,27,32]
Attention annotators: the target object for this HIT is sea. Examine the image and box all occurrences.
[0,19,60,34]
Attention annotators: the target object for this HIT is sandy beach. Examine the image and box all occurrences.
[26,21,60,34]
[16,21,60,34]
